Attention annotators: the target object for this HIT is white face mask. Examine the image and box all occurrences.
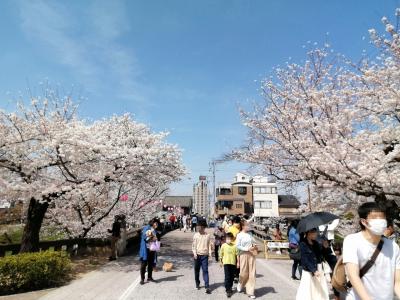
[365,219,387,236]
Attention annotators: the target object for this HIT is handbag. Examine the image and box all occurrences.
[332,239,384,293]
[289,246,301,260]
[149,240,160,252]
[250,244,259,256]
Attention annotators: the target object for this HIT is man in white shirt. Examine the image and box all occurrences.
[343,202,400,300]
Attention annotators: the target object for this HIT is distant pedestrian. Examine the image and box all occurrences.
[214,225,224,262]
[169,213,176,229]
[274,223,282,240]
[108,215,121,261]
[178,214,183,231]
[384,221,398,241]
[192,219,212,294]
[139,219,159,285]
[225,218,233,233]
[295,228,331,300]
[236,220,257,299]
[343,202,400,300]
[220,232,239,298]
[288,219,302,280]
[191,215,198,232]
[183,214,188,232]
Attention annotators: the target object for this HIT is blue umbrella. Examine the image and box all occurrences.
[297,212,339,233]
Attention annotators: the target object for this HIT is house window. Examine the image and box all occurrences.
[254,201,261,209]
[260,201,272,209]
[238,187,247,195]
[218,201,233,209]
[236,203,242,209]
[254,186,277,194]
[220,188,232,195]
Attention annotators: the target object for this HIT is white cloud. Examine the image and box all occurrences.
[17,0,150,108]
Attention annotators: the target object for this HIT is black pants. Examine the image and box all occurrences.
[292,259,302,278]
[140,249,155,280]
[235,267,240,279]
[224,264,236,292]
[191,223,197,232]
[214,244,220,261]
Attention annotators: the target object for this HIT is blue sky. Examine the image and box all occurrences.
[0,0,398,196]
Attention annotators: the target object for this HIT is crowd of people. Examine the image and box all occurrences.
[287,202,400,300]
[109,201,400,300]
[191,215,259,298]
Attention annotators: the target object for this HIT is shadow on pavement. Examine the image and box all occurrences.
[155,275,184,282]
[256,286,277,297]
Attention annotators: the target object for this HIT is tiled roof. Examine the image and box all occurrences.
[278,195,301,208]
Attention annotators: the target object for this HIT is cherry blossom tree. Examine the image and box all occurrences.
[234,11,400,221]
[0,92,184,252]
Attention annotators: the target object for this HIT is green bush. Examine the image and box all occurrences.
[0,250,71,295]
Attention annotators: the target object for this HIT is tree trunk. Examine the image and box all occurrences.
[19,198,48,253]
[375,194,399,223]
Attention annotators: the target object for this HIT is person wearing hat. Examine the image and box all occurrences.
[192,219,212,294]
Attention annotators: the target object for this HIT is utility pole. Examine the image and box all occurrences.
[209,159,224,218]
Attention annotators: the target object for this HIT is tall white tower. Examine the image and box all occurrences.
[193,176,208,216]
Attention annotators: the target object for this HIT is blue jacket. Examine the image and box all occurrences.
[139,225,151,260]
[288,227,300,245]
[299,240,332,274]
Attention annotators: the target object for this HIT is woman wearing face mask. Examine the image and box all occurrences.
[236,220,257,299]
[343,202,400,300]
[295,228,331,300]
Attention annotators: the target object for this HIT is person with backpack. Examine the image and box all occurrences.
[342,202,400,300]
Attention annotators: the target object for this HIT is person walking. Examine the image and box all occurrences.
[295,228,331,300]
[229,216,242,283]
[288,219,302,280]
[183,214,188,232]
[191,214,198,232]
[214,225,224,262]
[192,219,212,294]
[220,232,239,298]
[139,219,159,285]
[343,202,400,300]
[108,215,121,261]
[169,213,176,229]
[178,214,183,231]
[236,220,257,299]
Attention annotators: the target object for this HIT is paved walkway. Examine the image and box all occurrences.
[37,229,299,300]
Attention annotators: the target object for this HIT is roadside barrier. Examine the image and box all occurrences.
[263,240,290,260]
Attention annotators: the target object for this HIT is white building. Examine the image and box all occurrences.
[0,200,11,209]
[193,176,208,216]
[252,176,279,219]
